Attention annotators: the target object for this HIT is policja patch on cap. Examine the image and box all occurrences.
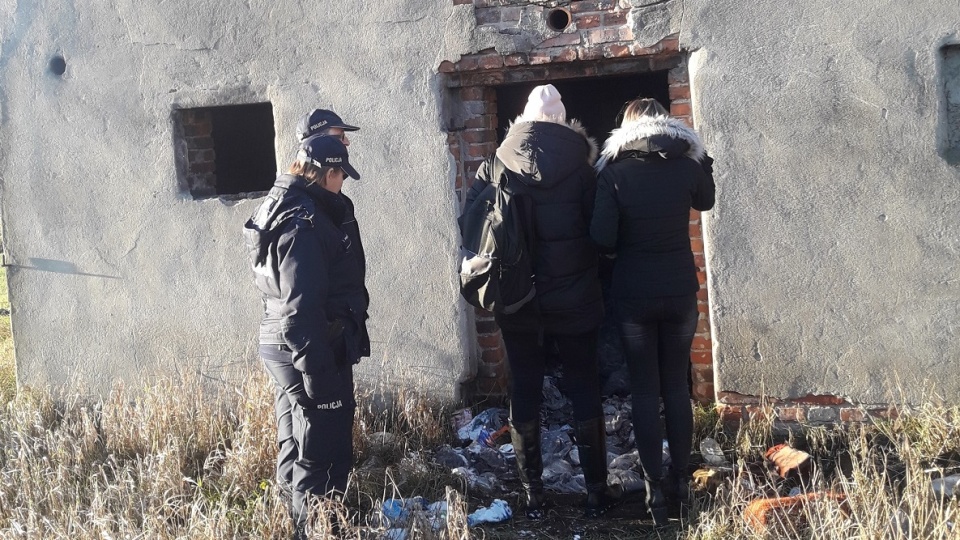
[297,135,361,180]
[296,109,360,140]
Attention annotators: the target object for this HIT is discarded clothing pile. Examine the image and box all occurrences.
[436,374,661,496]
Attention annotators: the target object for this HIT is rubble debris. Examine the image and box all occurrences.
[744,492,849,533]
[380,498,449,537]
[451,408,473,432]
[480,425,511,447]
[765,443,813,480]
[700,437,729,466]
[541,426,575,464]
[467,444,511,476]
[452,467,503,493]
[383,529,407,540]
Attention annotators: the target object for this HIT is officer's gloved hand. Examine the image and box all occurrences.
[301,364,350,410]
[288,322,353,410]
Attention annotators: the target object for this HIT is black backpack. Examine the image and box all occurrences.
[457,157,537,314]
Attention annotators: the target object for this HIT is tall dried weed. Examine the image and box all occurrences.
[688,401,960,540]
[0,367,472,539]
[3,361,960,539]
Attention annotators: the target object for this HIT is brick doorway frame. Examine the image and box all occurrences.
[443,35,715,403]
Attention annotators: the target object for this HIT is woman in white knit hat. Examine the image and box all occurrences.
[463,84,619,519]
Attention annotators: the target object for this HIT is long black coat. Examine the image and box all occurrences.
[466,119,603,335]
[590,116,715,302]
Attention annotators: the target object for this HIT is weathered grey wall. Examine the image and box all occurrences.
[3,0,959,406]
[0,0,486,400]
[687,0,960,403]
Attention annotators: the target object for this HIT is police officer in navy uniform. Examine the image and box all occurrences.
[243,134,368,537]
[296,109,370,363]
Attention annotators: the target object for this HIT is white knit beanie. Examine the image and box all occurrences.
[520,84,566,122]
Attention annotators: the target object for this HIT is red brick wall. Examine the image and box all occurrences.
[446,87,506,399]
[174,109,218,198]
[668,63,715,404]
[443,1,715,402]
[717,392,901,425]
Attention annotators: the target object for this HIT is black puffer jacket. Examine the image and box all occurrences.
[244,174,370,375]
[466,119,603,334]
[590,115,715,301]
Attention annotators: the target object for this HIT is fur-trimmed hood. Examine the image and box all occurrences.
[495,117,599,188]
[595,115,705,172]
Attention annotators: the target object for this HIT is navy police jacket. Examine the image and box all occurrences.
[244,174,370,376]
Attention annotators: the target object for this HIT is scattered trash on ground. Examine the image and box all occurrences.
[692,466,731,495]
[438,375,650,498]
[379,496,450,537]
[381,496,427,527]
[932,474,960,500]
[456,407,508,443]
[467,499,513,526]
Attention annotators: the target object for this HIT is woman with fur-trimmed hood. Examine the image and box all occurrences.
[464,84,619,519]
[591,98,715,525]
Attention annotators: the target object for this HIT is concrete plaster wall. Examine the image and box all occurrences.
[2,0,959,406]
[685,0,960,403]
[0,0,488,400]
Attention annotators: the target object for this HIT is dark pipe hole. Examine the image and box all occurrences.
[546,8,572,31]
[49,55,66,76]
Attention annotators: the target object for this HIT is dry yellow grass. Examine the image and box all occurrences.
[686,403,960,540]
[0,368,470,539]
[0,345,958,539]
[0,266,14,402]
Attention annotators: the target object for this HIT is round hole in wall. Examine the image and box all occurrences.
[49,55,67,76]
[546,8,572,31]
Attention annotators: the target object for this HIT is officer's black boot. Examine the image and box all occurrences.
[510,418,545,519]
[576,417,622,518]
[290,490,309,540]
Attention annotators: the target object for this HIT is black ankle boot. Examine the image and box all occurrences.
[575,417,622,518]
[510,418,545,519]
[673,475,691,518]
[645,478,669,526]
[662,469,691,518]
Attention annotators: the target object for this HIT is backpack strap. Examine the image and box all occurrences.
[489,156,543,339]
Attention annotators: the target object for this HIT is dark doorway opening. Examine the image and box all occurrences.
[493,71,671,396]
[209,103,277,196]
[494,71,670,144]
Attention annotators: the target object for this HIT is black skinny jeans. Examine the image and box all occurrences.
[618,293,698,482]
[501,329,603,424]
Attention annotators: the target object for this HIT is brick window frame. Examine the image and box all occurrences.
[442,29,716,403]
[173,103,277,200]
